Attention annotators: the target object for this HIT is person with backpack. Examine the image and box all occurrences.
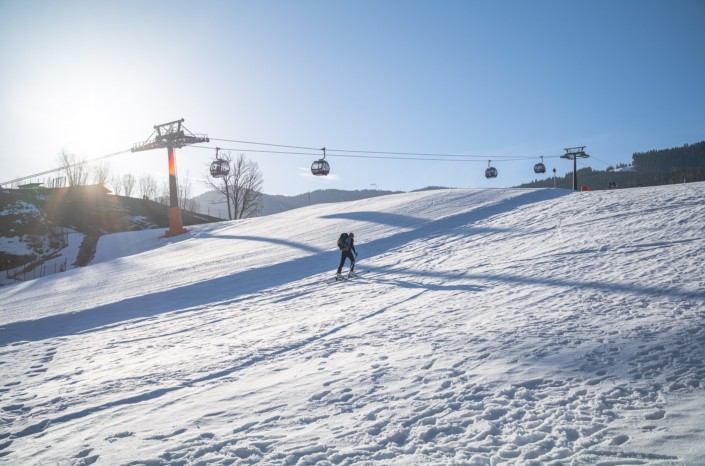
[336,232,358,279]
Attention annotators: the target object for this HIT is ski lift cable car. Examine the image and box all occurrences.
[485,160,498,179]
[210,147,230,178]
[311,147,330,176]
[534,155,546,174]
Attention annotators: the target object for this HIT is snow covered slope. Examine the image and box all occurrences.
[1,185,704,465]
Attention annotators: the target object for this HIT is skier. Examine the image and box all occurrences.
[336,232,358,280]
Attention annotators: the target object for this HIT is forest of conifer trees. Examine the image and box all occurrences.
[518,141,705,190]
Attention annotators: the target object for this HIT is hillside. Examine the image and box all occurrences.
[0,185,220,284]
[518,141,705,190]
[1,184,704,464]
[195,142,705,221]
[194,188,403,218]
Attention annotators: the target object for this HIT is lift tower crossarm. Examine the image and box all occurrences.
[131,118,209,152]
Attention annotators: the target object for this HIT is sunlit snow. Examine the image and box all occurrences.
[1,185,704,465]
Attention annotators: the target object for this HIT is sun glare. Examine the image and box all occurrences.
[18,65,170,183]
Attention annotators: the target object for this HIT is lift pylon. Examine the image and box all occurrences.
[132,119,209,236]
[561,146,590,191]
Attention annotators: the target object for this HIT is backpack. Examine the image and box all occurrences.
[337,232,349,250]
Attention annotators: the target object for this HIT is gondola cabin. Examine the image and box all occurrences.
[485,166,498,179]
[533,156,546,174]
[210,159,230,178]
[311,158,330,176]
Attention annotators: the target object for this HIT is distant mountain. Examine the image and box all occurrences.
[194,188,404,219]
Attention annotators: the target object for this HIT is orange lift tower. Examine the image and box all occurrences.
[132,119,209,236]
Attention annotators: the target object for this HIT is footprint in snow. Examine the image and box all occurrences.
[309,390,330,401]
[645,409,666,420]
[610,434,629,445]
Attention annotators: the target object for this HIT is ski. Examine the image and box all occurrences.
[329,270,365,283]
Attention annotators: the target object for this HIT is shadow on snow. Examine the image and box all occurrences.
[13,188,698,348]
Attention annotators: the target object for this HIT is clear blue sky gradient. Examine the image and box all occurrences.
[1,0,704,195]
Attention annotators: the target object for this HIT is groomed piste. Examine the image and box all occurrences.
[1,184,704,465]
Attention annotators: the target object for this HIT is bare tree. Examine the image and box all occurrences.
[110,175,123,196]
[122,173,136,197]
[157,180,170,205]
[204,152,263,220]
[138,174,158,200]
[91,162,111,186]
[157,174,198,212]
[177,172,199,212]
[57,150,89,187]
[236,157,264,219]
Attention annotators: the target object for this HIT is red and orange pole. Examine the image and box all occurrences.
[166,146,186,236]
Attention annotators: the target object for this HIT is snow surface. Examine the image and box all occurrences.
[0,230,84,285]
[0,199,40,217]
[1,184,704,465]
[0,235,32,257]
[0,200,43,257]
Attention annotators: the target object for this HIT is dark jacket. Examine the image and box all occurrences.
[343,236,357,254]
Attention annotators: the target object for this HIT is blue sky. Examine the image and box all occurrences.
[1,0,704,195]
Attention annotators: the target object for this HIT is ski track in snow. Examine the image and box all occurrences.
[1,185,704,465]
